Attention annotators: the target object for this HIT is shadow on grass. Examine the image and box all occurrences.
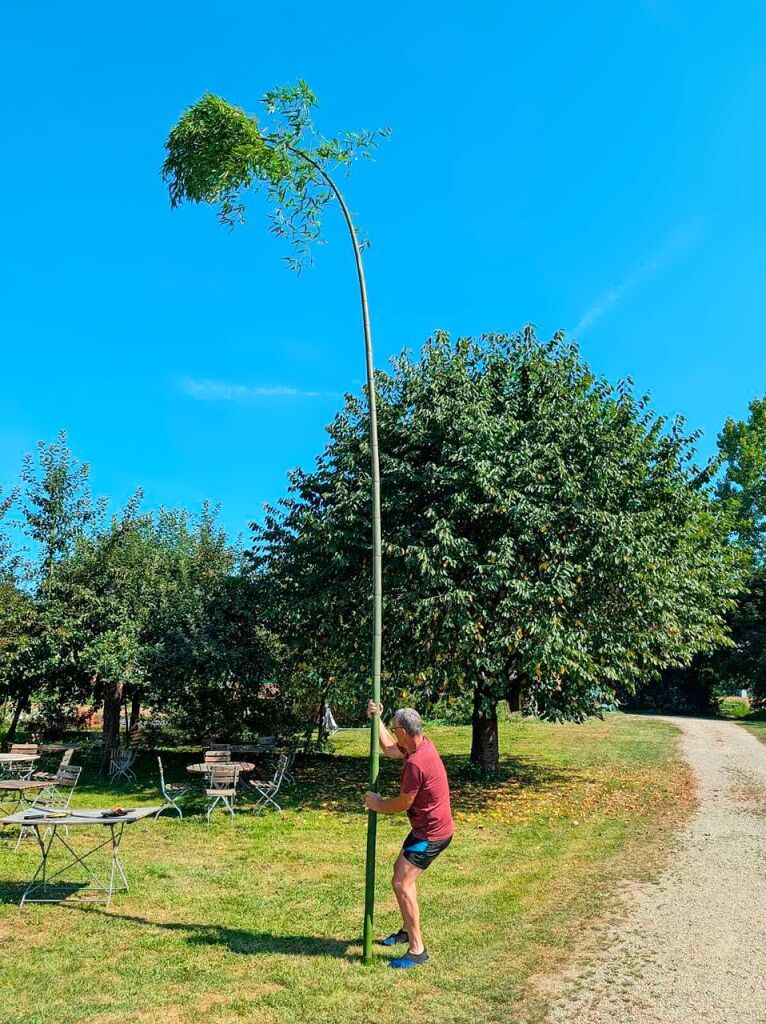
[0,880,90,905]
[291,751,571,816]
[65,748,571,819]
[65,907,355,959]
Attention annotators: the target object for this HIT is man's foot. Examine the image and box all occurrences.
[389,948,429,969]
[379,929,409,947]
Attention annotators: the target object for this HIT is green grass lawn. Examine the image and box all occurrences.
[741,719,766,745]
[0,714,693,1024]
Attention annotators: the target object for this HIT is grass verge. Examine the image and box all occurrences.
[0,714,694,1024]
[741,719,766,746]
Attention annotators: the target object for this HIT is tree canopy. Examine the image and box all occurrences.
[254,330,741,769]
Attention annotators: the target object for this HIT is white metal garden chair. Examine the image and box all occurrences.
[205,764,240,823]
[15,764,83,850]
[109,748,137,782]
[248,754,289,814]
[156,756,189,818]
[7,744,39,780]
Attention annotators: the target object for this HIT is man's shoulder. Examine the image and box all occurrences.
[413,736,444,765]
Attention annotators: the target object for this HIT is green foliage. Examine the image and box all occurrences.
[0,486,17,582]
[45,503,280,742]
[255,330,740,753]
[25,697,92,741]
[0,436,281,746]
[718,695,752,719]
[621,661,720,715]
[138,508,280,740]
[0,435,106,743]
[163,81,389,268]
[709,396,766,705]
[19,430,107,577]
[718,395,766,563]
[426,690,475,725]
[704,566,766,707]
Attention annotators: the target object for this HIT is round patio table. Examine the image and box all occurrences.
[0,754,38,764]
[186,761,255,774]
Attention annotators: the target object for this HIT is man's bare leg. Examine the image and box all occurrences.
[392,853,425,954]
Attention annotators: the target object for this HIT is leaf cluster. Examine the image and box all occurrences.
[162,81,389,269]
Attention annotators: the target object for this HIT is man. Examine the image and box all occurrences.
[364,701,454,969]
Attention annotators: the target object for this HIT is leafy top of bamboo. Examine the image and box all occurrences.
[162,81,389,269]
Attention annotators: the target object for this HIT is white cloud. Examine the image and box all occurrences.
[571,220,705,338]
[180,377,339,401]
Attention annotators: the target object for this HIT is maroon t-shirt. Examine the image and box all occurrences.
[399,736,454,841]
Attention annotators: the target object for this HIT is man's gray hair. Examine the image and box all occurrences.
[392,707,423,737]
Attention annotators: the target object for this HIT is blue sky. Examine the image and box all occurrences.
[2,1,765,543]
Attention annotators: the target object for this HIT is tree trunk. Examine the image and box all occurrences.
[101,678,123,770]
[506,674,522,713]
[316,696,327,748]
[4,693,28,748]
[470,683,499,772]
[129,693,141,732]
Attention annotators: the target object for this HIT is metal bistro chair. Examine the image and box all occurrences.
[156,756,189,818]
[281,743,299,786]
[7,745,39,780]
[248,754,289,814]
[109,748,137,782]
[16,764,83,850]
[252,735,278,777]
[205,763,239,823]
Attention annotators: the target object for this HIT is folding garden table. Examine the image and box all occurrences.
[2,805,159,907]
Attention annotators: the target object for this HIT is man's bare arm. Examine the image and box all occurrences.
[365,790,417,813]
[367,700,404,759]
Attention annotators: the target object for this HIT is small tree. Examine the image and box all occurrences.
[19,431,106,579]
[0,435,106,745]
[44,503,161,762]
[256,330,740,769]
[163,82,388,961]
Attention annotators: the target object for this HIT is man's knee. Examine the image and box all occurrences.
[392,867,416,896]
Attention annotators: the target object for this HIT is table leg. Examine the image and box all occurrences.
[0,789,22,820]
[107,823,129,906]
[20,826,122,906]
[20,825,53,907]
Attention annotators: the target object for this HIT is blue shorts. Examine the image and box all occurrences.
[401,830,453,870]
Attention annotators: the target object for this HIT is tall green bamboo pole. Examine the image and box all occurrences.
[293,151,382,964]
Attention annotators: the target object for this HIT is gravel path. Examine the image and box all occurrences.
[546,717,766,1024]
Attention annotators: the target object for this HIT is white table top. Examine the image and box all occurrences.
[1,806,160,826]
[0,753,38,763]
